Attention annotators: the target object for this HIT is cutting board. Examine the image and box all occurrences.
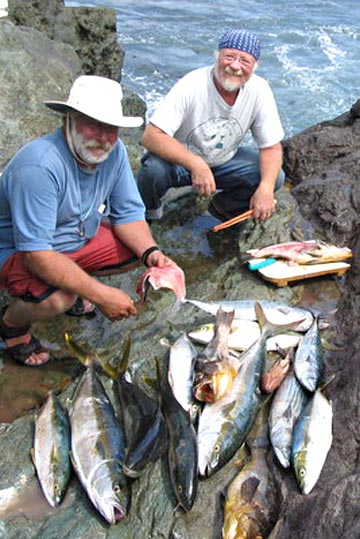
[255,260,351,287]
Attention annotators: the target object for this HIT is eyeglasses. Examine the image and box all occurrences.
[219,53,255,69]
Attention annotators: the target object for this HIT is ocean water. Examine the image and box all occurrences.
[67,0,359,137]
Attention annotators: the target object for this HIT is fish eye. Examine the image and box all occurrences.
[178,484,183,494]
[214,443,221,453]
[299,468,306,478]
[54,483,59,493]
[113,484,121,494]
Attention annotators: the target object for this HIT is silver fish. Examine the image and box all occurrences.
[31,391,71,507]
[68,363,129,524]
[269,368,309,468]
[168,333,200,421]
[197,302,304,478]
[294,317,324,392]
[186,299,316,333]
[189,318,301,352]
[291,389,333,494]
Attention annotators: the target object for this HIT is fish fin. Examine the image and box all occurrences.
[255,302,306,338]
[221,400,238,416]
[115,337,132,378]
[30,448,36,466]
[240,476,261,502]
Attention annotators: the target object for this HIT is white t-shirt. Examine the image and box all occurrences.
[149,66,284,167]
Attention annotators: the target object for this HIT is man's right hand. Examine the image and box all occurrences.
[97,287,138,321]
[190,157,216,197]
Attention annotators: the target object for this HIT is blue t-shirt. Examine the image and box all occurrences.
[0,129,145,269]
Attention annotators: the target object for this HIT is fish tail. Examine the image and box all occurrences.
[255,302,306,338]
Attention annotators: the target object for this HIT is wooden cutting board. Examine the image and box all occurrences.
[253,260,351,287]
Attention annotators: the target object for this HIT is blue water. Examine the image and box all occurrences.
[67,0,359,136]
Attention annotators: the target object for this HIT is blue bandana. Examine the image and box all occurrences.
[218,29,261,60]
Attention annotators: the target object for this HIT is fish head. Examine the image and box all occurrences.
[198,422,229,478]
[169,445,198,512]
[194,364,236,403]
[89,461,129,524]
[292,449,310,494]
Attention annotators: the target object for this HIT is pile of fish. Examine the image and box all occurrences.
[246,240,352,265]
[31,297,333,536]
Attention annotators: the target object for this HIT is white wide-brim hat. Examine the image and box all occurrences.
[44,75,143,128]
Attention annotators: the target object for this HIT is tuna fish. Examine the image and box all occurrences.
[168,333,201,422]
[157,359,198,511]
[31,391,71,508]
[294,317,324,392]
[269,368,309,468]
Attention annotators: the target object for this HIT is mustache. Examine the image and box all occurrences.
[83,139,114,151]
[224,66,243,77]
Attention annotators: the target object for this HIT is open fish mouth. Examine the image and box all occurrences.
[114,505,126,522]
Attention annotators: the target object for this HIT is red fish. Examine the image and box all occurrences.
[136,265,186,302]
[248,241,352,265]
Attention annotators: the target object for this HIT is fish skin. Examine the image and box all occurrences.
[222,406,279,539]
[158,360,198,512]
[197,302,305,478]
[269,369,309,468]
[193,308,241,403]
[116,374,168,478]
[68,363,129,525]
[168,333,201,422]
[294,317,324,392]
[137,264,186,302]
[291,389,333,494]
[186,299,315,333]
[32,391,71,507]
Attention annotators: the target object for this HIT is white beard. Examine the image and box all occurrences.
[70,123,116,165]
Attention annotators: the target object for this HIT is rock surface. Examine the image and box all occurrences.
[0,3,359,539]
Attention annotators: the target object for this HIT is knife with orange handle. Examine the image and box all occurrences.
[212,209,254,232]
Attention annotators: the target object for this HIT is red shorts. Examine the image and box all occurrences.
[0,222,138,301]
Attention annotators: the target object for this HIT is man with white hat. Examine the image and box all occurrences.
[0,75,177,366]
[137,28,285,223]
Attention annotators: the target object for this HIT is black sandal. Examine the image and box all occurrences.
[0,307,51,367]
[65,297,96,317]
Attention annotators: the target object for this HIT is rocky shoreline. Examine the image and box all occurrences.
[0,2,359,538]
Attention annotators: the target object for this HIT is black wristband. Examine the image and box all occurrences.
[141,245,160,266]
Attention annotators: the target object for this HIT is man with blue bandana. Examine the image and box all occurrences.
[137,28,285,223]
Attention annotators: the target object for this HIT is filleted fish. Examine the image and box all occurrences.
[31,391,71,508]
[291,389,333,494]
[247,240,352,265]
[68,362,129,524]
[197,302,305,478]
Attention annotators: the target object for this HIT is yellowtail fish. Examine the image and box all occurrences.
[31,391,71,508]
[291,389,333,494]
[68,361,129,524]
[294,317,324,392]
